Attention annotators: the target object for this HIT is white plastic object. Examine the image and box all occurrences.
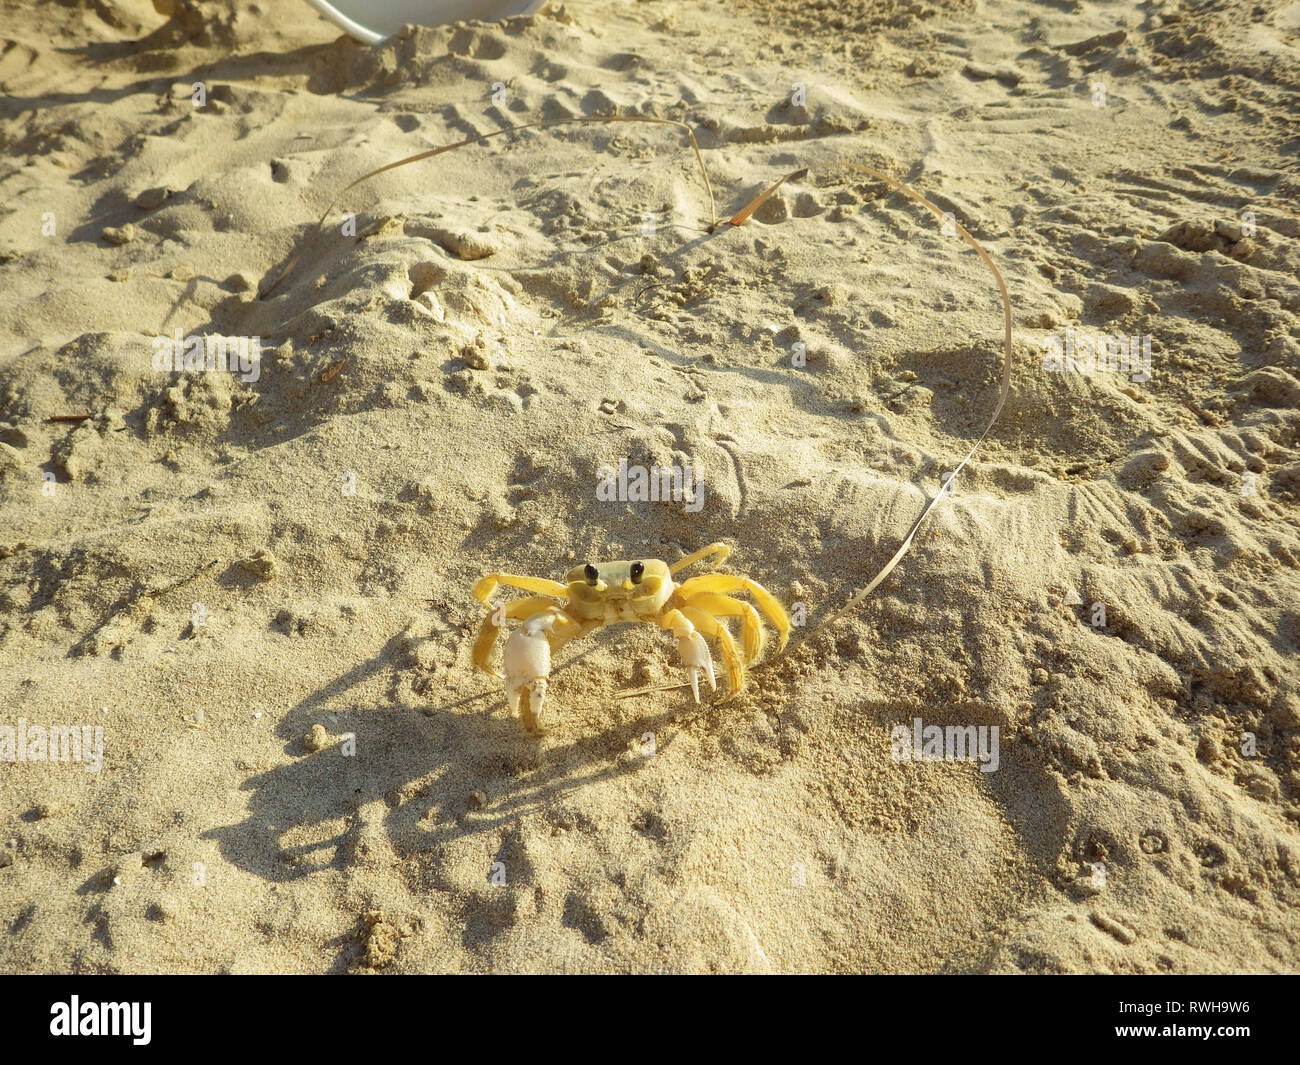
[304,0,545,45]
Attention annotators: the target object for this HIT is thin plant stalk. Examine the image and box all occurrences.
[728,161,1014,647]
[260,116,716,297]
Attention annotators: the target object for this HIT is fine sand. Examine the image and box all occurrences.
[1,0,1298,973]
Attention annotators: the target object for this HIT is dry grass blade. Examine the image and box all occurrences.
[259,115,716,298]
[729,161,1015,646]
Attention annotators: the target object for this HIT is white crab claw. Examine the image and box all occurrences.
[676,629,715,703]
[513,678,548,734]
[502,614,554,733]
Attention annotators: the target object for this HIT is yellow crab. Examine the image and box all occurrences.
[471,542,789,733]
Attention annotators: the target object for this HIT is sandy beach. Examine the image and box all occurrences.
[1,0,1297,973]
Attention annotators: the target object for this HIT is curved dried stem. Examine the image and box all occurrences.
[260,115,716,298]
[729,161,1015,645]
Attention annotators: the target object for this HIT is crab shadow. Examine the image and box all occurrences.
[201,628,693,964]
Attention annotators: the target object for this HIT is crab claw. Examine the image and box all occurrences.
[512,678,548,734]
[502,614,554,733]
[676,628,716,703]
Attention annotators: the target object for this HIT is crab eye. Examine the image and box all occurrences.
[584,563,599,584]
[629,561,645,583]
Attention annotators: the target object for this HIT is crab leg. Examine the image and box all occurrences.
[669,541,731,576]
[473,573,569,604]
[678,591,763,663]
[674,574,790,651]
